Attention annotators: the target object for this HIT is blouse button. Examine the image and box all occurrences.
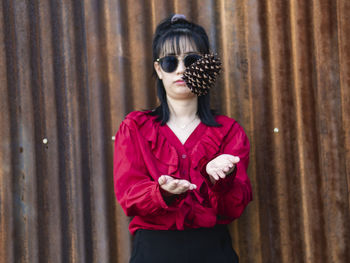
[181,154,187,159]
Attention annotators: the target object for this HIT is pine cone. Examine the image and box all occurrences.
[182,53,222,96]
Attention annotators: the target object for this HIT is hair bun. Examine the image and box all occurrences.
[171,14,186,23]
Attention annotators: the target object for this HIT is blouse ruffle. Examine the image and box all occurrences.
[124,111,180,177]
[124,111,237,199]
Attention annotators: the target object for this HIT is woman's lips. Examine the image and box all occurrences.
[175,80,186,85]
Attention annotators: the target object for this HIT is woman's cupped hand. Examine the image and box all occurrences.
[206,154,240,184]
[158,175,197,195]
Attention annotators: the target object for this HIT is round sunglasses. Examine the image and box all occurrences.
[156,53,202,73]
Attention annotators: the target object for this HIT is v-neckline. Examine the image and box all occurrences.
[163,121,205,149]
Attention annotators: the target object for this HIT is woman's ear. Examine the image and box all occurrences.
[154,62,163,80]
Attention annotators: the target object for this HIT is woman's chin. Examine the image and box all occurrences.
[167,89,196,100]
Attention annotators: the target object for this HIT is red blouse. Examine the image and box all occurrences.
[114,111,252,235]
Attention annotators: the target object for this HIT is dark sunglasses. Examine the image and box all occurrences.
[156,54,202,73]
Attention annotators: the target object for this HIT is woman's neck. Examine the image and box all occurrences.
[167,96,198,121]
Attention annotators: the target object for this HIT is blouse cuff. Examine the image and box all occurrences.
[152,183,169,209]
[156,184,187,208]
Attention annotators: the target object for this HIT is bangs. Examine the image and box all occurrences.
[156,31,209,58]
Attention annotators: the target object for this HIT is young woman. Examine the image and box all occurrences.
[114,14,252,263]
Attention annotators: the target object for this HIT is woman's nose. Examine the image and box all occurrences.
[176,59,186,74]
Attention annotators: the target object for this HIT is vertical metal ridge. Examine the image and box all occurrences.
[142,1,156,108]
[29,0,49,260]
[236,0,263,262]
[264,0,297,261]
[119,0,135,114]
[125,0,146,109]
[285,1,311,262]
[336,0,350,225]
[125,0,155,110]
[83,0,111,261]
[103,1,132,262]
[11,0,40,262]
[211,2,224,112]
[73,0,95,260]
[195,0,216,50]
[37,0,63,261]
[50,0,86,261]
[225,0,254,260]
[288,0,320,261]
[0,1,14,261]
[3,3,21,262]
[104,0,128,125]
[311,0,350,262]
[173,0,193,18]
[218,0,231,115]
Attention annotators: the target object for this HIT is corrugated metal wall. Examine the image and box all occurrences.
[0,0,349,262]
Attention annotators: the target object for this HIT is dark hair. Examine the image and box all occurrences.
[148,14,220,127]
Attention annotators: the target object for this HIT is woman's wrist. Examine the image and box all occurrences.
[159,186,174,197]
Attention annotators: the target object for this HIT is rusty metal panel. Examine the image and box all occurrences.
[0,0,349,262]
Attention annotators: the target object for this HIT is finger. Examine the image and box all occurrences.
[179,185,190,193]
[215,158,235,168]
[217,169,226,179]
[178,181,190,190]
[226,155,236,162]
[227,165,236,174]
[229,156,240,164]
[209,172,219,181]
[160,175,174,183]
[214,170,222,180]
[221,162,231,168]
[222,166,230,172]
[184,181,193,190]
[209,176,216,185]
[224,154,239,163]
[223,159,239,169]
[206,162,214,173]
[181,180,190,187]
[163,175,173,180]
[169,180,179,190]
[158,175,167,185]
[189,184,197,190]
[185,181,195,190]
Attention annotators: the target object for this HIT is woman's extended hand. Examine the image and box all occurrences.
[206,154,240,184]
[158,175,197,195]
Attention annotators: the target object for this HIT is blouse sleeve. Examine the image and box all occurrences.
[114,121,176,217]
[200,122,252,222]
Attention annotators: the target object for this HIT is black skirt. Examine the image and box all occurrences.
[130,225,239,263]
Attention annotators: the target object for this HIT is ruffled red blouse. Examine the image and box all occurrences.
[114,111,252,234]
